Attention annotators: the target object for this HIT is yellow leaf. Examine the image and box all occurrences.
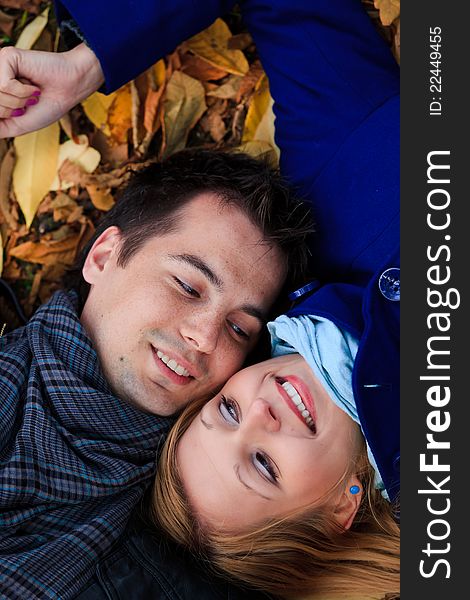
[163,71,207,158]
[107,85,132,145]
[374,0,400,26]
[186,18,249,76]
[242,74,279,160]
[15,6,50,50]
[153,59,166,87]
[50,135,101,191]
[13,122,60,228]
[82,91,116,136]
[235,141,279,168]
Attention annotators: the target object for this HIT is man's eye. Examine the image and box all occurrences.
[253,451,279,484]
[174,277,200,298]
[219,395,239,424]
[228,321,249,340]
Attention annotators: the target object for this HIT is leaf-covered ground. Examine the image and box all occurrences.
[0,0,400,319]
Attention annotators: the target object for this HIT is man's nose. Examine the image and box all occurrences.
[181,313,220,354]
[245,398,281,434]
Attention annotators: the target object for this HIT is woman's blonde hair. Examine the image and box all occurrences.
[151,396,400,600]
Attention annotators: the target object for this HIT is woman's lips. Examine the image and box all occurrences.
[276,375,317,432]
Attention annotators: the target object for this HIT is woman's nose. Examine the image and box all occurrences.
[245,398,281,433]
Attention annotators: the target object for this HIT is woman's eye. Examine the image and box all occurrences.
[219,395,239,424]
[174,277,200,298]
[253,452,278,484]
[228,321,249,340]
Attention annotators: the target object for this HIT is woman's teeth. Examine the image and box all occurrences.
[281,381,314,428]
[156,350,190,377]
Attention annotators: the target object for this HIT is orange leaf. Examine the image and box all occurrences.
[86,184,115,212]
[107,85,132,145]
[9,236,80,266]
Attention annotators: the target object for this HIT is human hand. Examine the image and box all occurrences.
[0,43,105,138]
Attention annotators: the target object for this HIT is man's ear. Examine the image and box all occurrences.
[82,226,121,285]
[333,475,363,531]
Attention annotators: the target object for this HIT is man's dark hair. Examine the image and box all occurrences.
[68,148,314,308]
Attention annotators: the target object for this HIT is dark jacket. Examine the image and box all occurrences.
[75,516,270,600]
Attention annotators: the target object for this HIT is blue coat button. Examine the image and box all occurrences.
[378,268,400,301]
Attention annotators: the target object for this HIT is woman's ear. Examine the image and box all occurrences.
[333,475,363,531]
[82,227,121,285]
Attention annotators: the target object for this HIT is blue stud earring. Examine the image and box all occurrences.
[349,485,360,495]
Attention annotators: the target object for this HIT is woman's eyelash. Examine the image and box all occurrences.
[219,395,239,422]
[254,452,279,483]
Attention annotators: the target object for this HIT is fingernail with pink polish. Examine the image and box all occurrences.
[26,97,39,106]
[32,90,41,96]
[11,108,26,117]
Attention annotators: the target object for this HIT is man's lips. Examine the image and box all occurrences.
[275,375,317,431]
[151,346,196,385]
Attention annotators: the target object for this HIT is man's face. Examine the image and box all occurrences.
[81,192,287,415]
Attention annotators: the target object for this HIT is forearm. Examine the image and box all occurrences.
[54,0,236,93]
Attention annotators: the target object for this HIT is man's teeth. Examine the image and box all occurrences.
[281,381,314,427]
[156,350,190,377]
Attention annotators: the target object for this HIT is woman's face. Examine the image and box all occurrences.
[177,354,363,532]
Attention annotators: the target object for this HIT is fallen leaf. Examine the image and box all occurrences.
[13,122,60,228]
[0,9,15,37]
[9,235,80,266]
[82,91,116,136]
[207,75,242,100]
[15,6,49,50]
[107,85,132,145]
[152,59,167,89]
[243,75,277,144]
[374,0,400,26]
[162,71,207,158]
[143,86,165,134]
[200,109,226,143]
[185,18,249,76]
[237,61,265,102]
[235,140,279,168]
[180,52,228,81]
[0,147,18,231]
[228,32,253,51]
[50,135,101,191]
[0,230,3,276]
[0,1,41,14]
[86,183,115,211]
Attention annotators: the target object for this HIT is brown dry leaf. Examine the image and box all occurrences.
[9,234,80,266]
[393,18,400,64]
[107,85,132,145]
[0,0,41,14]
[0,230,3,276]
[228,33,253,51]
[207,75,242,100]
[90,130,128,166]
[180,53,228,81]
[237,61,265,102]
[152,59,166,89]
[373,0,400,26]
[0,9,15,37]
[162,71,207,158]
[200,107,226,143]
[15,6,49,50]
[82,92,116,136]
[86,183,115,212]
[13,121,60,228]
[185,18,249,76]
[0,147,18,231]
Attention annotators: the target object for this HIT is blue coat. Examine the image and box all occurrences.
[55,0,400,501]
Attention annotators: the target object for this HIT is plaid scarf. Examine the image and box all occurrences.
[0,291,172,599]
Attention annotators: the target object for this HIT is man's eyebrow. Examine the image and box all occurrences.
[234,464,272,501]
[168,254,223,289]
[239,303,267,326]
